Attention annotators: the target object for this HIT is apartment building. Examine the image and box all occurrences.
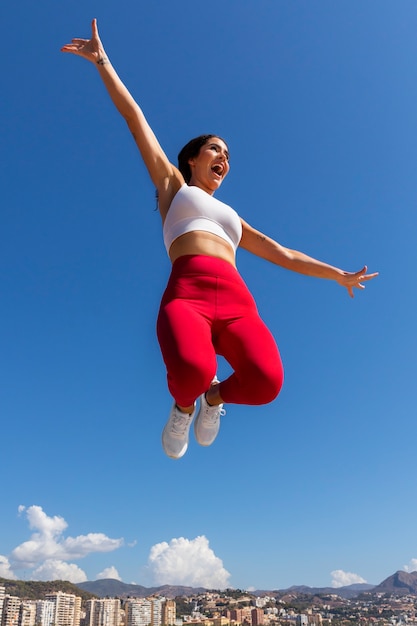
[85,598,121,626]
[0,590,54,626]
[45,592,82,626]
[1,596,21,626]
[35,600,56,626]
[20,601,37,626]
[0,588,5,620]
[225,608,253,625]
[125,599,152,626]
[250,609,264,626]
[125,598,174,626]
[161,600,176,626]
[150,599,164,626]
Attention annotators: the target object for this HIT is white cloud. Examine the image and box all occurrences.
[147,536,230,589]
[21,504,68,535]
[331,569,367,588]
[0,555,17,579]
[5,505,124,583]
[10,505,124,578]
[97,566,122,581]
[32,559,87,583]
[60,534,124,559]
[404,559,417,573]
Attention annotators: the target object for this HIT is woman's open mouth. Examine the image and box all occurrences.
[211,163,224,177]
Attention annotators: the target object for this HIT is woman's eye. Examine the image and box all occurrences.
[209,144,229,161]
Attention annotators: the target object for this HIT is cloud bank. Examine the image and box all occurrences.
[331,569,367,588]
[1,506,230,588]
[2,505,124,583]
[12,506,123,567]
[147,536,231,589]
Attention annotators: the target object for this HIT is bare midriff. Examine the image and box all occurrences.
[168,231,237,267]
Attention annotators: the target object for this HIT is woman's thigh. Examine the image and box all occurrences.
[214,313,284,405]
[157,299,217,405]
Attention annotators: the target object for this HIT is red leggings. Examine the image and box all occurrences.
[156,255,284,408]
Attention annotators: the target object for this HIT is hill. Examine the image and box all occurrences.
[77,579,374,600]
[263,583,375,600]
[372,570,417,595]
[0,577,96,602]
[5,572,417,603]
[77,579,207,599]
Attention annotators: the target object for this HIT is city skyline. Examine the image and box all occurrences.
[2,581,417,626]
[0,588,176,626]
[1,0,416,591]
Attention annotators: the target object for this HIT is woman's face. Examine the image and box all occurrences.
[188,137,230,194]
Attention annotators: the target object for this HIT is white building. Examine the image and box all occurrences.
[85,599,121,626]
[36,600,56,626]
[125,600,152,626]
[150,600,163,626]
[0,588,5,619]
[125,598,169,626]
[44,592,82,626]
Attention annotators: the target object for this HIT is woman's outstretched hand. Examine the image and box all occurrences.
[337,266,378,298]
[61,18,105,64]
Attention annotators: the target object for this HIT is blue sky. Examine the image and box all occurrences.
[1,0,416,592]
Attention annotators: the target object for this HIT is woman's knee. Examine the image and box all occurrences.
[241,360,284,405]
[221,361,284,406]
[252,366,284,404]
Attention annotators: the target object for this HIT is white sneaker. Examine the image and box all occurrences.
[194,386,225,447]
[162,403,196,459]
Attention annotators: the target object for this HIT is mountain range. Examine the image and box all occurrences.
[77,570,417,599]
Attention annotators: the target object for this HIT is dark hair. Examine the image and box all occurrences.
[177,134,228,183]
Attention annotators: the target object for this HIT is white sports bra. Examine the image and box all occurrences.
[163,184,242,255]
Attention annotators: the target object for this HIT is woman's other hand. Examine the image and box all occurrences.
[336,266,379,298]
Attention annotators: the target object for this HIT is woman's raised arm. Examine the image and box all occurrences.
[61,19,183,215]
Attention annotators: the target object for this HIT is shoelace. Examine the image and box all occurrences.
[202,405,226,425]
[170,411,193,436]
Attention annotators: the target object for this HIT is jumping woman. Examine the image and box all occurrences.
[61,20,378,459]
